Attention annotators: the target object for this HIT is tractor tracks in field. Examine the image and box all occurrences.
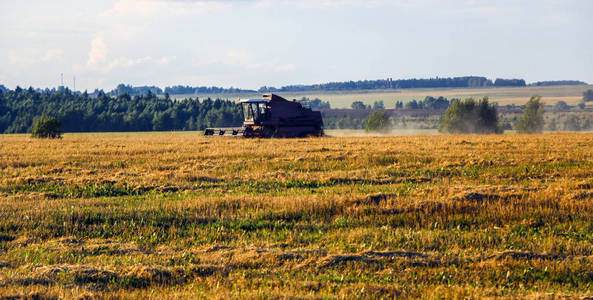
[1,235,591,292]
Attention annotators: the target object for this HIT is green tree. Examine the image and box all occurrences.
[516,96,545,134]
[546,118,557,131]
[351,101,368,110]
[31,116,62,139]
[422,96,450,110]
[372,100,384,110]
[365,110,390,133]
[583,89,593,102]
[405,100,419,109]
[553,100,570,111]
[564,115,581,131]
[439,97,502,134]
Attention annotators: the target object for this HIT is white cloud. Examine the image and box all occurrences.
[224,49,253,67]
[102,0,230,18]
[254,0,424,9]
[184,45,296,75]
[273,63,295,72]
[444,2,513,16]
[6,48,64,66]
[43,48,64,61]
[87,36,108,68]
[158,56,176,65]
[107,56,152,70]
[86,36,152,72]
[218,48,296,73]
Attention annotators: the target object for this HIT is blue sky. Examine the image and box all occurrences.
[1,0,591,91]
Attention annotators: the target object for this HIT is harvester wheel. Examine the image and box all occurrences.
[267,128,280,138]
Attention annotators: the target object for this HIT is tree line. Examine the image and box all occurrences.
[395,96,452,110]
[163,85,256,95]
[258,76,531,92]
[297,97,331,109]
[101,80,591,96]
[106,79,588,96]
[529,80,587,86]
[347,96,453,110]
[108,84,257,97]
[0,87,242,134]
[108,84,163,97]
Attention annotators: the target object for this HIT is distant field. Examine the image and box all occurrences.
[325,129,440,136]
[2,132,593,298]
[173,85,592,108]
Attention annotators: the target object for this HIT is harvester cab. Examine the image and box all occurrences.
[204,93,324,138]
[240,98,271,126]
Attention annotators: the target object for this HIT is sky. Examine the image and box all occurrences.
[1,0,592,91]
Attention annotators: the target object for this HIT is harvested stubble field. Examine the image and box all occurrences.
[1,132,593,298]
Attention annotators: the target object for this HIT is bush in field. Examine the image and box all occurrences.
[546,118,557,131]
[553,100,570,111]
[516,96,544,134]
[405,100,420,109]
[584,89,593,102]
[351,101,369,110]
[366,110,390,132]
[564,115,582,131]
[403,97,452,110]
[31,116,62,139]
[298,97,330,109]
[372,100,384,110]
[439,97,502,134]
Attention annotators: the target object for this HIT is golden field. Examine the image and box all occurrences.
[1,132,593,298]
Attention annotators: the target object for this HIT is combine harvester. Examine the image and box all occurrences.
[204,94,324,138]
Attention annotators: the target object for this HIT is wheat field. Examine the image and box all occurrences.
[1,132,593,298]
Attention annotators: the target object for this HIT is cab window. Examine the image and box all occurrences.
[242,103,255,121]
[258,103,268,119]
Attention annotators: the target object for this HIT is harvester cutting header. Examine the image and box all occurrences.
[204,94,324,138]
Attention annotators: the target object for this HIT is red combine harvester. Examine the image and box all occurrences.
[204,94,324,138]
